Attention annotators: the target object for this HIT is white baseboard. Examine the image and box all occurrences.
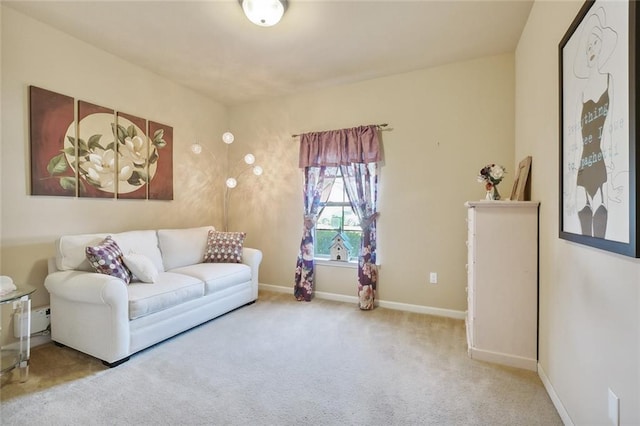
[259,283,466,319]
[378,299,466,319]
[469,347,537,371]
[259,283,291,294]
[538,363,574,425]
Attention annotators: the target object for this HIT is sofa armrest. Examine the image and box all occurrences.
[44,270,131,363]
[242,247,262,300]
[45,270,128,306]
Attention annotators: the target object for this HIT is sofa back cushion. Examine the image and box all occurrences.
[111,230,165,272]
[56,230,164,273]
[157,226,214,270]
[56,233,108,272]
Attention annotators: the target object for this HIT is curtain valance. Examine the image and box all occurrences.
[298,125,381,168]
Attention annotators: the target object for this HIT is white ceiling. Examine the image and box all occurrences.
[5,0,533,106]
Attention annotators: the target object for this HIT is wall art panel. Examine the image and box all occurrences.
[29,86,76,196]
[148,121,173,200]
[116,112,148,199]
[77,101,116,199]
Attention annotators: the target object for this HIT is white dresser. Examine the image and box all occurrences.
[465,200,540,371]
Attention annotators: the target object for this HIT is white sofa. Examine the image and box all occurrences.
[44,226,262,367]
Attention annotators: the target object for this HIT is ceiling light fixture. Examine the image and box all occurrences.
[240,0,287,27]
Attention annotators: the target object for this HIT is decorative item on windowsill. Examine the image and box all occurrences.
[329,232,352,262]
[191,131,263,231]
[477,163,506,200]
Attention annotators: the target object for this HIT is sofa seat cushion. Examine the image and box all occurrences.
[170,263,251,295]
[127,272,204,320]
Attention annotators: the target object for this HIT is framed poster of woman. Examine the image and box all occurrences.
[559,0,639,257]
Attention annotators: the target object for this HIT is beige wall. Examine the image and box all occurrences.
[0,7,228,344]
[516,1,640,424]
[228,53,515,311]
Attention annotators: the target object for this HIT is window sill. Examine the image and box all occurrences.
[314,259,358,269]
[313,259,381,269]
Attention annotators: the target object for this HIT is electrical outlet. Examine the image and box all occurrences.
[608,388,619,426]
[429,272,438,284]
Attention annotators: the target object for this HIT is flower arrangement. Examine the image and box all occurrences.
[477,163,506,200]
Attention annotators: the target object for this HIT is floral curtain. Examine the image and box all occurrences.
[340,163,379,310]
[295,125,381,306]
[294,166,337,301]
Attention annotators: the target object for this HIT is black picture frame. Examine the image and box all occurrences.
[559,0,639,257]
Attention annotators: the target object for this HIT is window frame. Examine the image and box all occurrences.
[314,172,362,263]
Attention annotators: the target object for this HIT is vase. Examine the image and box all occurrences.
[485,186,500,201]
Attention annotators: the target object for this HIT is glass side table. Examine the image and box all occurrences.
[1,286,36,384]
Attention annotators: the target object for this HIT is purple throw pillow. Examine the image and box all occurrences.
[203,230,246,264]
[86,236,132,284]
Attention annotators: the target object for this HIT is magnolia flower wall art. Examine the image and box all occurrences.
[29,86,173,200]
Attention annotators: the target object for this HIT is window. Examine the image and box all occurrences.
[315,170,361,261]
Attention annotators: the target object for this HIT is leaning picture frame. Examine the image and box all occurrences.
[510,156,532,201]
[559,0,639,257]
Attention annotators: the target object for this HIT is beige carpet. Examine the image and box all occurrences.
[0,290,561,425]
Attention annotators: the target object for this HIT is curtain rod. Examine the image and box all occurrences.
[291,123,389,138]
